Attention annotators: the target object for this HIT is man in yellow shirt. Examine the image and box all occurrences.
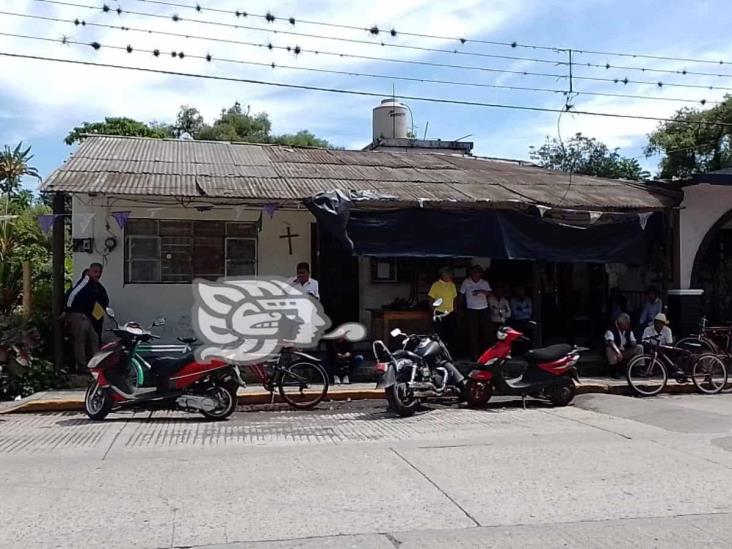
[428,267,458,350]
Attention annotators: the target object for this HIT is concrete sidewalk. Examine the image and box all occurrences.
[1,376,724,414]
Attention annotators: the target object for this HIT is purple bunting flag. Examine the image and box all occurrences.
[38,214,55,234]
[263,203,278,219]
[111,211,131,230]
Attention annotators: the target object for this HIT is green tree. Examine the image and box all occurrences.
[272,130,331,148]
[197,102,272,143]
[173,105,205,138]
[645,96,732,179]
[0,143,41,197]
[64,117,172,145]
[530,133,650,180]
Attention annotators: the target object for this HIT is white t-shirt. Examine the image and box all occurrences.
[604,328,636,350]
[289,277,319,299]
[460,278,492,310]
[642,325,673,347]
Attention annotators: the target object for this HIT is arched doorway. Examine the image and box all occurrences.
[691,209,732,322]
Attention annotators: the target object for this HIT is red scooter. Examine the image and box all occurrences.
[84,309,244,421]
[465,323,585,408]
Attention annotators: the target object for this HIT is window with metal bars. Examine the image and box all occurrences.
[125,219,257,283]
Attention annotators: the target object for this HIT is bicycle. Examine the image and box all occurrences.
[626,334,728,397]
[676,316,732,358]
[246,347,329,410]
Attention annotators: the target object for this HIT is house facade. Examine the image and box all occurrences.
[43,135,680,362]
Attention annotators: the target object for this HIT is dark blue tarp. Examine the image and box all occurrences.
[304,192,662,264]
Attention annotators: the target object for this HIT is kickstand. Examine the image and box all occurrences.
[521,393,526,410]
[269,390,277,411]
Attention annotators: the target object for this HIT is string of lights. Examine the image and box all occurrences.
[33,0,732,81]
[6,9,732,95]
[124,0,732,67]
[3,50,732,128]
[1,30,721,107]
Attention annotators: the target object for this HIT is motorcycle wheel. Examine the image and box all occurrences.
[85,383,112,421]
[385,382,418,417]
[549,378,576,407]
[465,379,493,408]
[200,385,237,421]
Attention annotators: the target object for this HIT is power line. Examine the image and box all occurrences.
[125,0,732,67]
[2,30,721,107]
[3,50,732,128]
[7,9,732,94]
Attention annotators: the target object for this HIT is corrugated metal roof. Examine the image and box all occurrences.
[42,135,681,210]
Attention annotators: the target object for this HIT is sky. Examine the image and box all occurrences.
[1,0,732,187]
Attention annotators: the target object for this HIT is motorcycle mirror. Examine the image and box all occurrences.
[105,307,116,318]
[152,317,166,327]
[390,328,403,338]
[432,298,444,308]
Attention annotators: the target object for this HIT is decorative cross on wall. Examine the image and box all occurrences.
[279,226,300,255]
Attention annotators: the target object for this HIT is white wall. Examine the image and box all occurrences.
[679,184,732,289]
[357,258,411,326]
[71,195,313,341]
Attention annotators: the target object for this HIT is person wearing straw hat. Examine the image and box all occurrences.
[641,313,673,349]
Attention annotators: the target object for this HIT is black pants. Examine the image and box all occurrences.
[465,308,491,360]
[435,313,456,355]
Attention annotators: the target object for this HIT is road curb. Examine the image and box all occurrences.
[1,380,723,414]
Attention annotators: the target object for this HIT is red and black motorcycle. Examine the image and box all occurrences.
[465,323,585,408]
[84,309,244,421]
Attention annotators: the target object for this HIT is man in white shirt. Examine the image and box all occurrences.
[605,313,643,378]
[487,285,511,345]
[642,313,673,348]
[459,265,492,360]
[289,262,319,300]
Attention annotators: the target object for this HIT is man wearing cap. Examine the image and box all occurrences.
[641,313,673,348]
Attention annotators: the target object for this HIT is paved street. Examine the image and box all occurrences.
[2,394,732,548]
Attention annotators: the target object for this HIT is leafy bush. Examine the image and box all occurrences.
[0,314,65,400]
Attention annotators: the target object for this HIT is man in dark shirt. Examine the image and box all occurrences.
[64,263,109,372]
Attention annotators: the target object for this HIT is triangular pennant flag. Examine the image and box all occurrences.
[38,214,55,234]
[536,205,551,218]
[72,213,94,234]
[111,211,131,230]
[589,211,602,224]
[638,212,653,230]
[263,203,277,219]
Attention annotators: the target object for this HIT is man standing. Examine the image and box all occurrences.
[487,286,511,345]
[428,267,458,351]
[65,263,109,373]
[638,287,663,328]
[289,262,319,300]
[605,313,643,379]
[459,265,492,360]
[509,286,533,333]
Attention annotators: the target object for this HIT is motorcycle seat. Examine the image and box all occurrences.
[151,353,195,378]
[524,344,574,364]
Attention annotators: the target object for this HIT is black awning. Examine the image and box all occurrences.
[304,192,663,264]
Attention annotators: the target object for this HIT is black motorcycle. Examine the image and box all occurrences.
[374,299,465,417]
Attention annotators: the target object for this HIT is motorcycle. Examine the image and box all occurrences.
[465,323,585,408]
[374,298,466,417]
[84,308,245,421]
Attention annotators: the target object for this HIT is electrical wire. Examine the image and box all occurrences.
[1,30,721,107]
[3,50,732,128]
[125,0,732,67]
[6,9,732,94]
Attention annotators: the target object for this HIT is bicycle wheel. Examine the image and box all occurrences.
[277,361,329,410]
[676,337,716,354]
[626,354,667,397]
[691,353,728,394]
